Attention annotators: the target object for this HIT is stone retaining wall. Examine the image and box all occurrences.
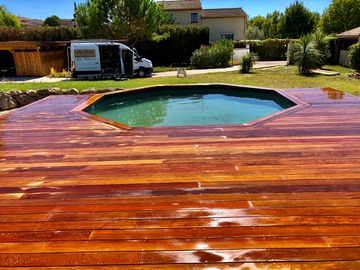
[0,88,118,111]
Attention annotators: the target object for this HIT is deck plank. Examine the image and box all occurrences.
[1,87,360,267]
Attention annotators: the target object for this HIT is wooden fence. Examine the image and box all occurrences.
[0,41,68,77]
[14,50,66,76]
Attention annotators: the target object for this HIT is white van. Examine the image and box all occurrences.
[69,41,153,79]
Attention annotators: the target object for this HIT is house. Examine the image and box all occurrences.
[18,16,43,28]
[17,16,76,28]
[157,0,247,42]
[60,19,76,27]
[336,26,360,67]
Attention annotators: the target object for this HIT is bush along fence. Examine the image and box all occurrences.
[190,40,233,68]
[136,25,209,66]
[0,88,116,111]
[0,26,80,41]
[233,39,292,61]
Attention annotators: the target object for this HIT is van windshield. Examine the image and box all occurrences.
[133,48,142,61]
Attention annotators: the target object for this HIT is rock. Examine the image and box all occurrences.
[56,89,65,95]
[82,88,96,95]
[66,88,79,95]
[96,88,113,93]
[1,86,115,110]
[0,92,18,110]
[9,90,22,96]
[13,94,37,106]
[348,72,360,79]
[51,87,63,95]
[37,89,52,96]
[26,90,38,97]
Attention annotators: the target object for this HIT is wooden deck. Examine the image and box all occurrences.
[0,86,360,269]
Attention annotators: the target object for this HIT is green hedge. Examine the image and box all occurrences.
[136,25,209,66]
[233,39,292,60]
[349,42,360,72]
[0,26,80,41]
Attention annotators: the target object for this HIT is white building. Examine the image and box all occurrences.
[157,0,247,42]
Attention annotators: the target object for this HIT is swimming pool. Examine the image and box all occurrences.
[84,84,296,128]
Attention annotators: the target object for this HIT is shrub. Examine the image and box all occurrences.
[49,67,57,78]
[292,30,331,75]
[312,29,331,68]
[239,52,258,73]
[136,25,209,66]
[349,42,360,72]
[233,39,291,60]
[0,26,80,41]
[189,46,208,68]
[246,26,265,40]
[190,40,233,68]
[292,34,320,75]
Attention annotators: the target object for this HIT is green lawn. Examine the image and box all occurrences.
[1,65,359,96]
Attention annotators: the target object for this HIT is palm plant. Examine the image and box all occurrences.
[240,52,259,74]
[292,34,320,75]
[312,29,331,68]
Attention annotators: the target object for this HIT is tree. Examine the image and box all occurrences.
[0,5,21,27]
[279,1,319,39]
[263,11,283,38]
[76,0,167,46]
[247,13,283,39]
[247,16,267,30]
[43,15,62,27]
[246,26,265,40]
[321,0,360,34]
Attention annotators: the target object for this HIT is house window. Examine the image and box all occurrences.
[221,33,235,40]
[190,13,199,23]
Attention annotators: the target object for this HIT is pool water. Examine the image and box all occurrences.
[85,86,295,127]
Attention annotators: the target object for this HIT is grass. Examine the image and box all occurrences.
[1,65,359,96]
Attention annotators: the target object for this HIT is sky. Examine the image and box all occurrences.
[2,0,333,20]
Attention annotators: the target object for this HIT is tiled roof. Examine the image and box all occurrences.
[18,16,43,27]
[60,19,76,27]
[157,0,202,10]
[202,8,247,18]
[337,26,360,39]
[17,16,76,28]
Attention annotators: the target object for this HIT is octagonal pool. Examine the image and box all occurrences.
[84,84,296,127]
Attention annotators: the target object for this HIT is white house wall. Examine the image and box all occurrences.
[202,17,246,42]
[171,10,202,25]
[170,11,246,42]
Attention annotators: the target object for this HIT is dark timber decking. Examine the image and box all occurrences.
[0,87,360,269]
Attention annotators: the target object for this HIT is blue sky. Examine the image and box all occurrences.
[2,0,332,20]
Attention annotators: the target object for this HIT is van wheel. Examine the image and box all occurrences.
[137,68,146,78]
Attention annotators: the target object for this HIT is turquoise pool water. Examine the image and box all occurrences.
[85,86,295,127]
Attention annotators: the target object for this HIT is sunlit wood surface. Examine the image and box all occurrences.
[1,87,360,269]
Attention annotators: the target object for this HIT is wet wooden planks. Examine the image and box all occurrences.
[0,87,360,268]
